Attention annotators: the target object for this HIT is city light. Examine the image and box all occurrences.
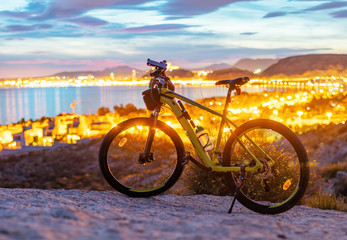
[0,72,346,151]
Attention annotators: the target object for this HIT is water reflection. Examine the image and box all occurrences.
[0,84,340,125]
[0,86,149,124]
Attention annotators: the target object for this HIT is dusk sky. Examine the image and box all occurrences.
[0,0,346,78]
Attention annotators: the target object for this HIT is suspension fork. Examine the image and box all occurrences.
[142,108,160,161]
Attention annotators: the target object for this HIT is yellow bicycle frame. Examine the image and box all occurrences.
[160,87,274,173]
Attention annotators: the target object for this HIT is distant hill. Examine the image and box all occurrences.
[102,66,139,77]
[200,63,232,71]
[206,67,253,80]
[52,71,96,78]
[6,54,347,80]
[141,68,194,78]
[167,69,194,78]
[262,54,347,77]
[233,58,279,72]
[53,66,143,78]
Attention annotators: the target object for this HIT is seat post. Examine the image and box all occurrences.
[213,86,233,161]
[222,86,233,117]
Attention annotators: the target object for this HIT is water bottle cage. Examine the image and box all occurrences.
[198,132,213,150]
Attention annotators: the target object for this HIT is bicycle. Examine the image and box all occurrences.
[99,59,309,214]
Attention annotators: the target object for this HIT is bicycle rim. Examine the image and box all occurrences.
[103,119,183,195]
[224,120,309,214]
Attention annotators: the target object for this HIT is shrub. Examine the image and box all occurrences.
[304,192,347,212]
[113,103,146,116]
[182,164,230,196]
[97,107,111,116]
[320,162,347,179]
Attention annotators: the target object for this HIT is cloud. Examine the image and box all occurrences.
[0,1,46,19]
[240,32,258,35]
[64,16,109,27]
[4,37,25,41]
[29,51,50,55]
[304,1,347,11]
[288,0,334,2]
[0,10,31,18]
[1,0,256,31]
[29,0,149,20]
[159,0,255,18]
[3,59,127,72]
[130,42,331,63]
[2,30,86,39]
[5,24,53,32]
[24,0,253,21]
[25,1,46,12]
[263,11,287,18]
[122,24,192,33]
[1,0,149,29]
[330,9,347,18]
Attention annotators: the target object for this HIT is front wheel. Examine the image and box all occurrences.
[223,119,309,214]
[99,118,185,197]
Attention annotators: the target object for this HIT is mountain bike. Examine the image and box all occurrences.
[99,59,309,214]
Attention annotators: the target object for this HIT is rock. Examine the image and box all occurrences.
[0,189,347,240]
[333,171,347,196]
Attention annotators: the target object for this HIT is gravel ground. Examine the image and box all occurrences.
[0,188,346,240]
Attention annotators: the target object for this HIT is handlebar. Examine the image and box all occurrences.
[147,58,175,92]
[147,59,167,69]
[147,59,168,77]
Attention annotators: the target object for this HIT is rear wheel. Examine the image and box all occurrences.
[99,118,185,197]
[223,119,309,214]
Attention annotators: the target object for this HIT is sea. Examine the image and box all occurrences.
[0,84,310,125]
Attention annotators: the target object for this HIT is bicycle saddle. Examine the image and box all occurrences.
[215,77,250,89]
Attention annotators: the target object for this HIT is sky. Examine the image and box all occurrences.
[0,0,346,78]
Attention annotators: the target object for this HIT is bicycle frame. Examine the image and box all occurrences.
[159,87,274,173]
